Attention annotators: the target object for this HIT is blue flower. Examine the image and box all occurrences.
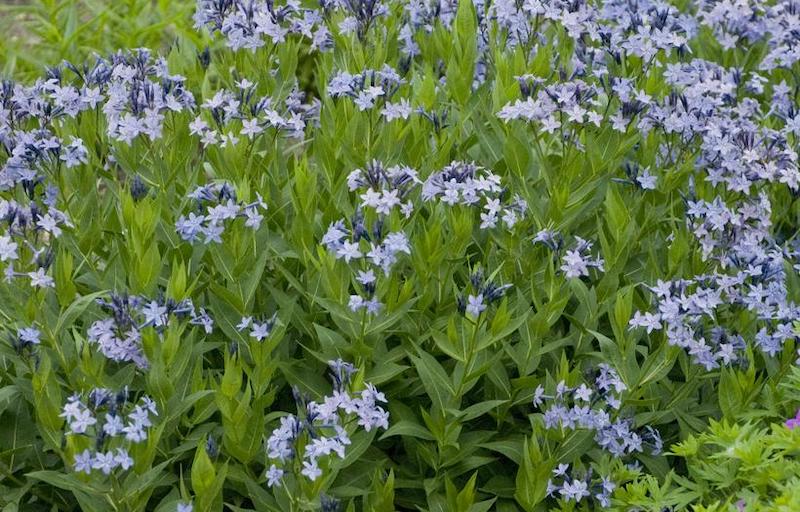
[466,294,487,318]
[73,449,94,474]
[17,326,41,345]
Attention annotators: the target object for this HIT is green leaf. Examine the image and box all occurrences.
[380,420,435,441]
[410,351,455,413]
[191,441,216,498]
[26,471,108,510]
[54,290,108,335]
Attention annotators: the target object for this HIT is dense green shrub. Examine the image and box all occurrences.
[2,0,800,511]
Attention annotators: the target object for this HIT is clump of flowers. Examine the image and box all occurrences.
[533,229,605,279]
[0,196,71,289]
[327,66,405,111]
[533,365,662,457]
[264,359,389,487]
[322,214,410,315]
[397,0,458,57]
[87,292,213,368]
[630,198,800,368]
[630,277,754,370]
[422,161,528,230]
[320,0,390,40]
[382,98,414,122]
[10,325,42,353]
[0,80,80,288]
[1,81,91,180]
[101,49,195,144]
[497,77,604,146]
[190,82,319,146]
[175,182,267,244]
[193,0,331,52]
[629,53,800,370]
[346,159,420,218]
[322,161,416,315]
[61,388,157,475]
[456,266,512,318]
[694,1,800,72]
[599,0,694,59]
[547,464,616,508]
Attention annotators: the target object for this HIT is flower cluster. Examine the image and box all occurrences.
[456,267,512,318]
[494,7,697,149]
[1,81,90,183]
[321,0,390,40]
[534,365,662,458]
[759,2,800,72]
[620,33,800,370]
[1,80,79,137]
[175,182,267,244]
[11,325,42,353]
[694,1,800,72]
[630,176,800,367]
[61,388,157,475]
[398,0,457,56]
[264,360,388,487]
[533,230,605,279]
[491,0,694,68]
[190,82,319,146]
[599,0,694,59]
[88,292,213,368]
[0,78,85,287]
[422,161,528,230]
[560,238,605,279]
[327,66,405,111]
[323,160,416,315]
[2,130,86,186]
[322,215,410,315]
[382,98,414,122]
[101,49,195,144]
[193,0,331,52]
[547,464,616,508]
[629,269,799,369]
[0,194,72,289]
[498,77,604,142]
[650,59,800,193]
[346,159,420,217]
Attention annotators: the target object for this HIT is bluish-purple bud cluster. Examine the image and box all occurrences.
[456,266,512,318]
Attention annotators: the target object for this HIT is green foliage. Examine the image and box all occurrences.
[1,0,800,511]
